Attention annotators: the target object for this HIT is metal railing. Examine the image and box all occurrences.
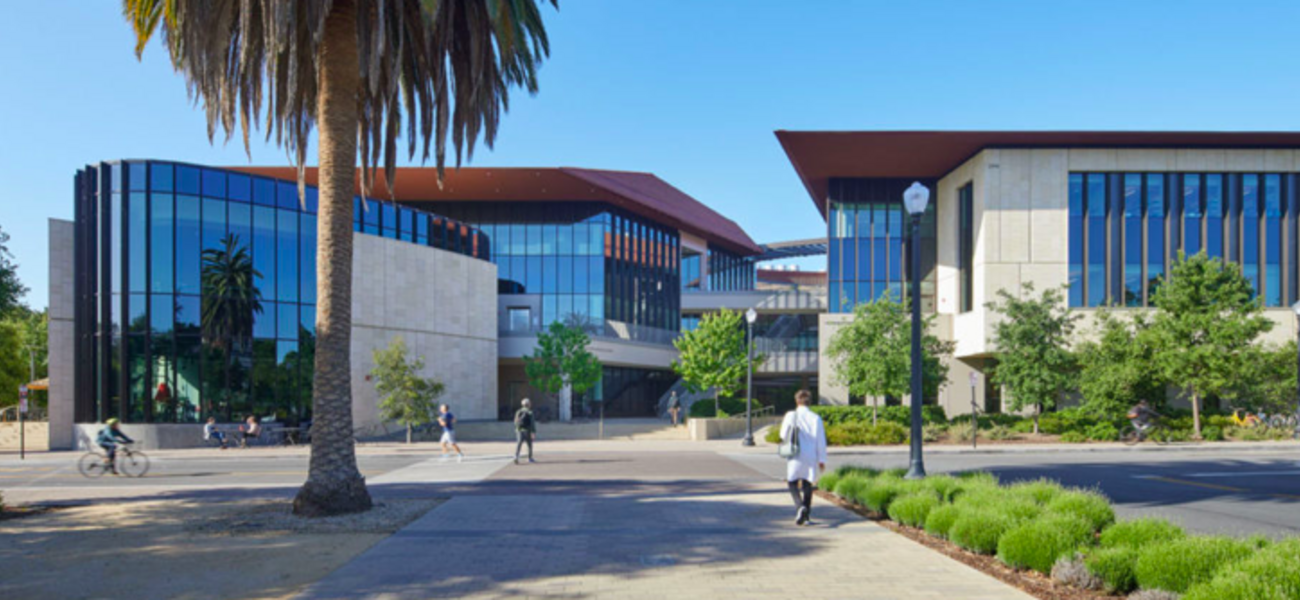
[499,319,680,346]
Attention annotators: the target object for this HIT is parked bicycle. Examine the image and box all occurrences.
[1120,420,1169,446]
[1267,408,1299,431]
[78,443,150,478]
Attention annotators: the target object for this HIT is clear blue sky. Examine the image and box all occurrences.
[4,0,1300,310]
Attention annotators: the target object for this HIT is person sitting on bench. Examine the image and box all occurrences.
[203,417,228,450]
[240,415,261,448]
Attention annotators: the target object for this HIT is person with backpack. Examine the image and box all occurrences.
[779,389,827,526]
[514,398,537,464]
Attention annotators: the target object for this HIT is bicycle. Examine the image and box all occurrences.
[1266,409,1298,431]
[78,443,151,478]
[1120,420,1169,446]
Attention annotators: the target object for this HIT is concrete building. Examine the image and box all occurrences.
[779,130,1300,415]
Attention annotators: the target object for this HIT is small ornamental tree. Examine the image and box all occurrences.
[0,225,26,317]
[1224,341,1298,413]
[1149,252,1273,437]
[825,295,954,424]
[672,309,757,414]
[371,337,445,444]
[1077,308,1166,419]
[986,284,1080,434]
[524,322,602,421]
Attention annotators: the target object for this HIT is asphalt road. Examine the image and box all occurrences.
[730,447,1300,537]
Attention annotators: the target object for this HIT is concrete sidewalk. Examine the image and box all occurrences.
[297,451,1032,600]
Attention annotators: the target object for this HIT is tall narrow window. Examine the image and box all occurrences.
[1122,174,1142,306]
[1068,174,1084,307]
[1264,174,1282,306]
[1183,174,1202,256]
[958,182,974,312]
[1086,174,1108,306]
[1241,174,1260,299]
[1205,174,1224,259]
[1146,174,1165,301]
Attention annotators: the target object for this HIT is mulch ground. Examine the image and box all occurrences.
[818,491,1123,600]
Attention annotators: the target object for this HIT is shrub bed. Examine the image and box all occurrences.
[1133,536,1254,593]
[823,465,1298,599]
[825,421,908,446]
[688,397,762,418]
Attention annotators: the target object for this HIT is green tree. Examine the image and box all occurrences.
[0,225,27,317]
[201,234,262,420]
[1076,308,1165,419]
[825,295,954,424]
[125,0,556,516]
[986,284,1080,434]
[371,337,445,444]
[1224,341,1298,414]
[524,322,602,421]
[672,309,759,414]
[0,319,26,407]
[1148,252,1273,438]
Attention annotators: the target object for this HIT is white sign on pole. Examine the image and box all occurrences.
[18,384,27,413]
[969,373,979,388]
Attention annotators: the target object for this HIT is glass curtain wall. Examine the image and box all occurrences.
[74,160,488,424]
[1067,171,1297,308]
[827,178,938,314]
[707,248,756,291]
[427,201,682,338]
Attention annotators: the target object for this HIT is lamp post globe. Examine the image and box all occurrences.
[743,307,758,446]
[903,182,929,479]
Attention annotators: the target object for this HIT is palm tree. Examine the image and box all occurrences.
[201,234,262,420]
[125,0,556,515]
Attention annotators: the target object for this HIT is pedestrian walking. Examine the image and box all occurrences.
[668,391,682,427]
[779,389,827,526]
[514,398,537,464]
[438,404,464,462]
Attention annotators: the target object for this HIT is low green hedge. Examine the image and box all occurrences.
[1182,539,1300,600]
[1045,490,1115,532]
[888,492,941,527]
[1085,546,1140,594]
[950,508,1015,555]
[1099,517,1186,549]
[688,397,763,418]
[924,504,963,538]
[1008,479,1064,505]
[1134,536,1255,593]
[809,404,948,427]
[816,471,841,493]
[998,514,1094,574]
[825,421,908,446]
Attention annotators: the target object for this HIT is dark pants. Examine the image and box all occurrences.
[788,479,813,512]
[100,443,117,464]
[515,431,534,460]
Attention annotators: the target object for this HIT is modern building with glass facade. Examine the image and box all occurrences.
[778,130,1300,415]
[47,161,760,447]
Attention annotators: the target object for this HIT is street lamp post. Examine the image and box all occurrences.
[903,182,930,480]
[743,307,758,446]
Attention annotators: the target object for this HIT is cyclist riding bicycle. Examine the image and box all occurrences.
[1128,400,1161,433]
[96,418,134,475]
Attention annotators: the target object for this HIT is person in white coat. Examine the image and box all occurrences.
[780,389,828,526]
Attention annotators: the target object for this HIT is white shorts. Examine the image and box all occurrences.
[440,431,457,445]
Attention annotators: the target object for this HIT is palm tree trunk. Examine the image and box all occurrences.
[293,0,372,517]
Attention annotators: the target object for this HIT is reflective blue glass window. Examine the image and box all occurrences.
[202,169,227,198]
[1205,174,1224,258]
[305,188,318,214]
[254,301,276,339]
[177,166,200,195]
[542,256,557,294]
[254,178,276,207]
[1241,174,1260,298]
[1265,174,1282,306]
[151,193,174,293]
[1086,174,1107,306]
[128,162,147,191]
[574,256,589,294]
[558,257,574,294]
[276,181,297,210]
[151,162,174,192]
[228,174,251,202]
[558,225,574,255]
[150,294,173,337]
[1183,174,1202,256]
[300,215,317,304]
[1122,174,1142,306]
[277,209,299,302]
[300,305,316,337]
[590,256,604,294]
[111,193,123,294]
[278,303,298,340]
[1146,174,1165,299]
[1068,174,1084,306]
[175,196,201,294]
[176,295,200,335]
[526,257,542,292]
[202,198,227,253]
[129,294,148,334]
[228,203,251,252]
[253,206,277,301]
[129,193,148,293]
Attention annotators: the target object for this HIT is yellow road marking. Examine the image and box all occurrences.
[1145,475,1300,500]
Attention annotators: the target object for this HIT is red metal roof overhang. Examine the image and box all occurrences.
[775,130,1300,219]
[230,166,762,255]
